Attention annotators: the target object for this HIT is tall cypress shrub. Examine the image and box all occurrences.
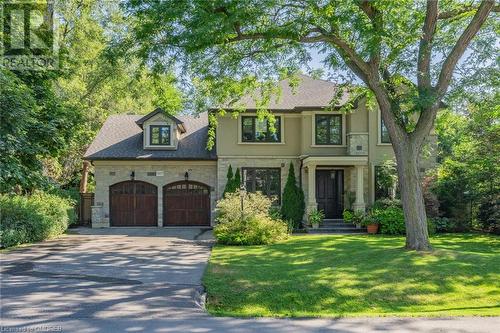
[281,163,305,229]
[223,165,234,197]
[233,168,241,191]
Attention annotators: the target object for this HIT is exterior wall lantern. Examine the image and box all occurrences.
[184,171,189,182]
[130,171,135,180]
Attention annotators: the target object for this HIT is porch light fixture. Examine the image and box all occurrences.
[184,171,189,181]
[130,171,135,180]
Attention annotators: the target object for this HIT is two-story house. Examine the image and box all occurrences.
[84,74,436,228]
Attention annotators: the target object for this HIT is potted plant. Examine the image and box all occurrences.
[343,209,364,229]
[363,212,379,234]
[308,209,325,229]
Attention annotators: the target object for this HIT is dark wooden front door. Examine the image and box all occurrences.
[110,181,157,226]
[316,170,344,219]
[163,181,210,226]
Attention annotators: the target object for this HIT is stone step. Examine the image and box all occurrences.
[323,219,344,223]
[320,222,356,227]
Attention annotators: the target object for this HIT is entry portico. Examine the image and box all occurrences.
[303,156,368,218]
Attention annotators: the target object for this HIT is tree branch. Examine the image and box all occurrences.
[417,0,438,90]
[413,0,495,144]
[436,0,495,97]
[438,3,499,19]
[357,0,383,69]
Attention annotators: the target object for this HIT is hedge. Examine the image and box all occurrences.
[0,192,76,248]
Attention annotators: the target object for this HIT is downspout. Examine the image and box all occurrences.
[298,155,309,190]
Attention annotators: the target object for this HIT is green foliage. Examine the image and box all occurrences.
[0,192,76,248]
[376,160,398,192]
[281,164,305,229]
[369,205,435,236]
[434,96,499,231]
[233,167,241,190]
[477,195,500,235]
[342,210,364,225]
[0,69,77,193]
[214,192,289,245]
[308,209,325,226]
[371,198,402,210]
[430,217,470,233]
[371,207,406,235]
[223,165,235,197]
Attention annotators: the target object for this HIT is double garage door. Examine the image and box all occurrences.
[110,180,210,226]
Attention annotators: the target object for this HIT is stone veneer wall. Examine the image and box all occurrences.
[92,161,217,227]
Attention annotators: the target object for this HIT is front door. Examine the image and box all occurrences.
[316,170,344,219]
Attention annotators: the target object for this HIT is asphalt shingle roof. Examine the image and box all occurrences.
[225,74,349,110]
[84,112,216,161]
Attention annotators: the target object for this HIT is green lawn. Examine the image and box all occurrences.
[203,234,500,317]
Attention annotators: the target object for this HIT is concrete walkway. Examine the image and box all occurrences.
[1,228,498,332]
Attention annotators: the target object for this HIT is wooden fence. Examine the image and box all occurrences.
[77,192,94,226]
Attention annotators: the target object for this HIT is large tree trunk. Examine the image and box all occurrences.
[393,141,431,251]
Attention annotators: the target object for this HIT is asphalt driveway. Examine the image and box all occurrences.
[1,228,498,333]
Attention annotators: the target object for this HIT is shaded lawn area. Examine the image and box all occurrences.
[203,234,500,317]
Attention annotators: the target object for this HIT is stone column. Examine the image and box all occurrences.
[353,165,366,212]
[306,164,317,215]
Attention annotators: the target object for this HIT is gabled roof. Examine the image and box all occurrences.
[217,74,350,111]
[83,112,216,161]
[136,108,186,133]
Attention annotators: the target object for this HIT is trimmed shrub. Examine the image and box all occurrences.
[214,192,289,245]
[0,192,75,248]
[281,164,305,229]
[214,214,289,245]
[233,167,241,190]
[223,165,235,197]
[371,205,435,235]
[371,206,406,235]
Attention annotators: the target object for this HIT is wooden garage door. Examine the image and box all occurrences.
[110,181,157,226]
[163,181,210,226]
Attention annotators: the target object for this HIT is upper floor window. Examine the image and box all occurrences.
[380,120,391,143]
[150,125,171,145]
[315,114,342,145]
[241,116,281,142]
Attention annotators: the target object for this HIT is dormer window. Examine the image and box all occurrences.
[150,125,171,146]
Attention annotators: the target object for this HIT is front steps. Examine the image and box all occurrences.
[306,219,367,234]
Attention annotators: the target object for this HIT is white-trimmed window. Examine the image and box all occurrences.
[150,125,171,146]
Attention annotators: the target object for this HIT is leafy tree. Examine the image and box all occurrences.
[434,94,499,229]
[281,164,305,229]
[0,70,77,193]
[50,0,183,187]
[223,165,235,197]
[126,0,498,250]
